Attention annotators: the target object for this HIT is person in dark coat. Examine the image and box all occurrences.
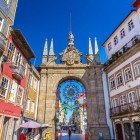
[68,129,72,139]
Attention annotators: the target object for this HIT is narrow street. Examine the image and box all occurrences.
[59,133,85,140]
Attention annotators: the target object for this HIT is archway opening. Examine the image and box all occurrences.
[55,79,87,134]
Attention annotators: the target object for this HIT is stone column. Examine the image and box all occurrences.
[37,68,47,123]
[45,73,57,140]
[87,66,110,140]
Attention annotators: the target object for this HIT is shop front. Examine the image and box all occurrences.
[0,99,22,140]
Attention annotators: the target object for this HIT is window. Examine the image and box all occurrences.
[120,95,127,111]
[108,43,112,51]
[33,78,37,91]
[128,20,134,31]
[124,68,132,82]
[120,95,126,105]
[0,77,9,98]
[31,102,35,112]
[15,51,22,67]
[112,98,119,108]
[110,78,115,90]
[21,59,26,76]
[114,36,118,45]
[112,98,119,113]
[16,87,23,105]
[26,99,30,111]
[128,92,137,103]
[7,43,15,61]
[9,81,18,102]
[120,29,125,39]
[134,61,140,77]
[114,98,118,107]
[28,75,33,87]
[0,17,4,31]
[116,73,123,86]
[128,92,138,110]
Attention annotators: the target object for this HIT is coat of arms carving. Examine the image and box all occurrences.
[60,46,82,65]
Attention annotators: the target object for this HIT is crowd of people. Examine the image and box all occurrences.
[18,128,50,140]
[19,129,40,140]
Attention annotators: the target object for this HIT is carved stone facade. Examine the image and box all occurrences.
[37,32,110,139]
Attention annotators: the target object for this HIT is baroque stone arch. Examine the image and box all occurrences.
[38,31,110,139]
[56,76,88,92]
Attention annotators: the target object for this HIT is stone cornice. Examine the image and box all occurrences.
[40,63,103,70]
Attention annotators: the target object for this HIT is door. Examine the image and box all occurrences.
[2,117,10,140]
[124,123,133,140]
[0,116,4,139]
[11,119,18,140]
[133,122,140,140]
[115,123,124,140]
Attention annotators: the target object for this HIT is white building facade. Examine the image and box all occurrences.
[103,1,140,140]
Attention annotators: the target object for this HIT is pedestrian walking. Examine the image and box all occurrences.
[68,129,71,139]
[19,130,26,140]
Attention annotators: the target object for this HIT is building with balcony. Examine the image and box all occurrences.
[24,65,40,121]
[0,0,18,70]
[103,1,140,140]
[0,27,35,140]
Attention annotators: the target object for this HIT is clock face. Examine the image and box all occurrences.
[0,0,11,15]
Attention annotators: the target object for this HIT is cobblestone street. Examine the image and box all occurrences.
[59,134,84,140]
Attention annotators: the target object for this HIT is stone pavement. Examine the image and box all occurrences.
[59,133,85,140]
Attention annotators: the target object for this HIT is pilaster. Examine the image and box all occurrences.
[37,68,47,123]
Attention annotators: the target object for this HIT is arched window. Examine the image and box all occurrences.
[113,98,119,108]
[124,67,132,82]
[134,61,140,77]
[120,95,127,111]
[128,91,138,110]
[112,98,119,113]
[128,92,136,103]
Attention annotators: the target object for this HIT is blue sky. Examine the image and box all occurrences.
[14,0,134,66]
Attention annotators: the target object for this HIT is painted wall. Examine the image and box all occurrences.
[0,36,30,117]
[104,11,140,59]
[108,51,140,97]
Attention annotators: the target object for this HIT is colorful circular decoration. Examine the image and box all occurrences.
[57,79,86,110]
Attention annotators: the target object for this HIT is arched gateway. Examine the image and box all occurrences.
[56,79,88,133]
[37,32,110,139]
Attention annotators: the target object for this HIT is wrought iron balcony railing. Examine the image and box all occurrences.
[11,63,24,80]
[104,35,140,67]
[0,32,7,52]
[110,100,140,117]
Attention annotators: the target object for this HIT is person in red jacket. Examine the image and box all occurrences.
[19,130,26,140]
